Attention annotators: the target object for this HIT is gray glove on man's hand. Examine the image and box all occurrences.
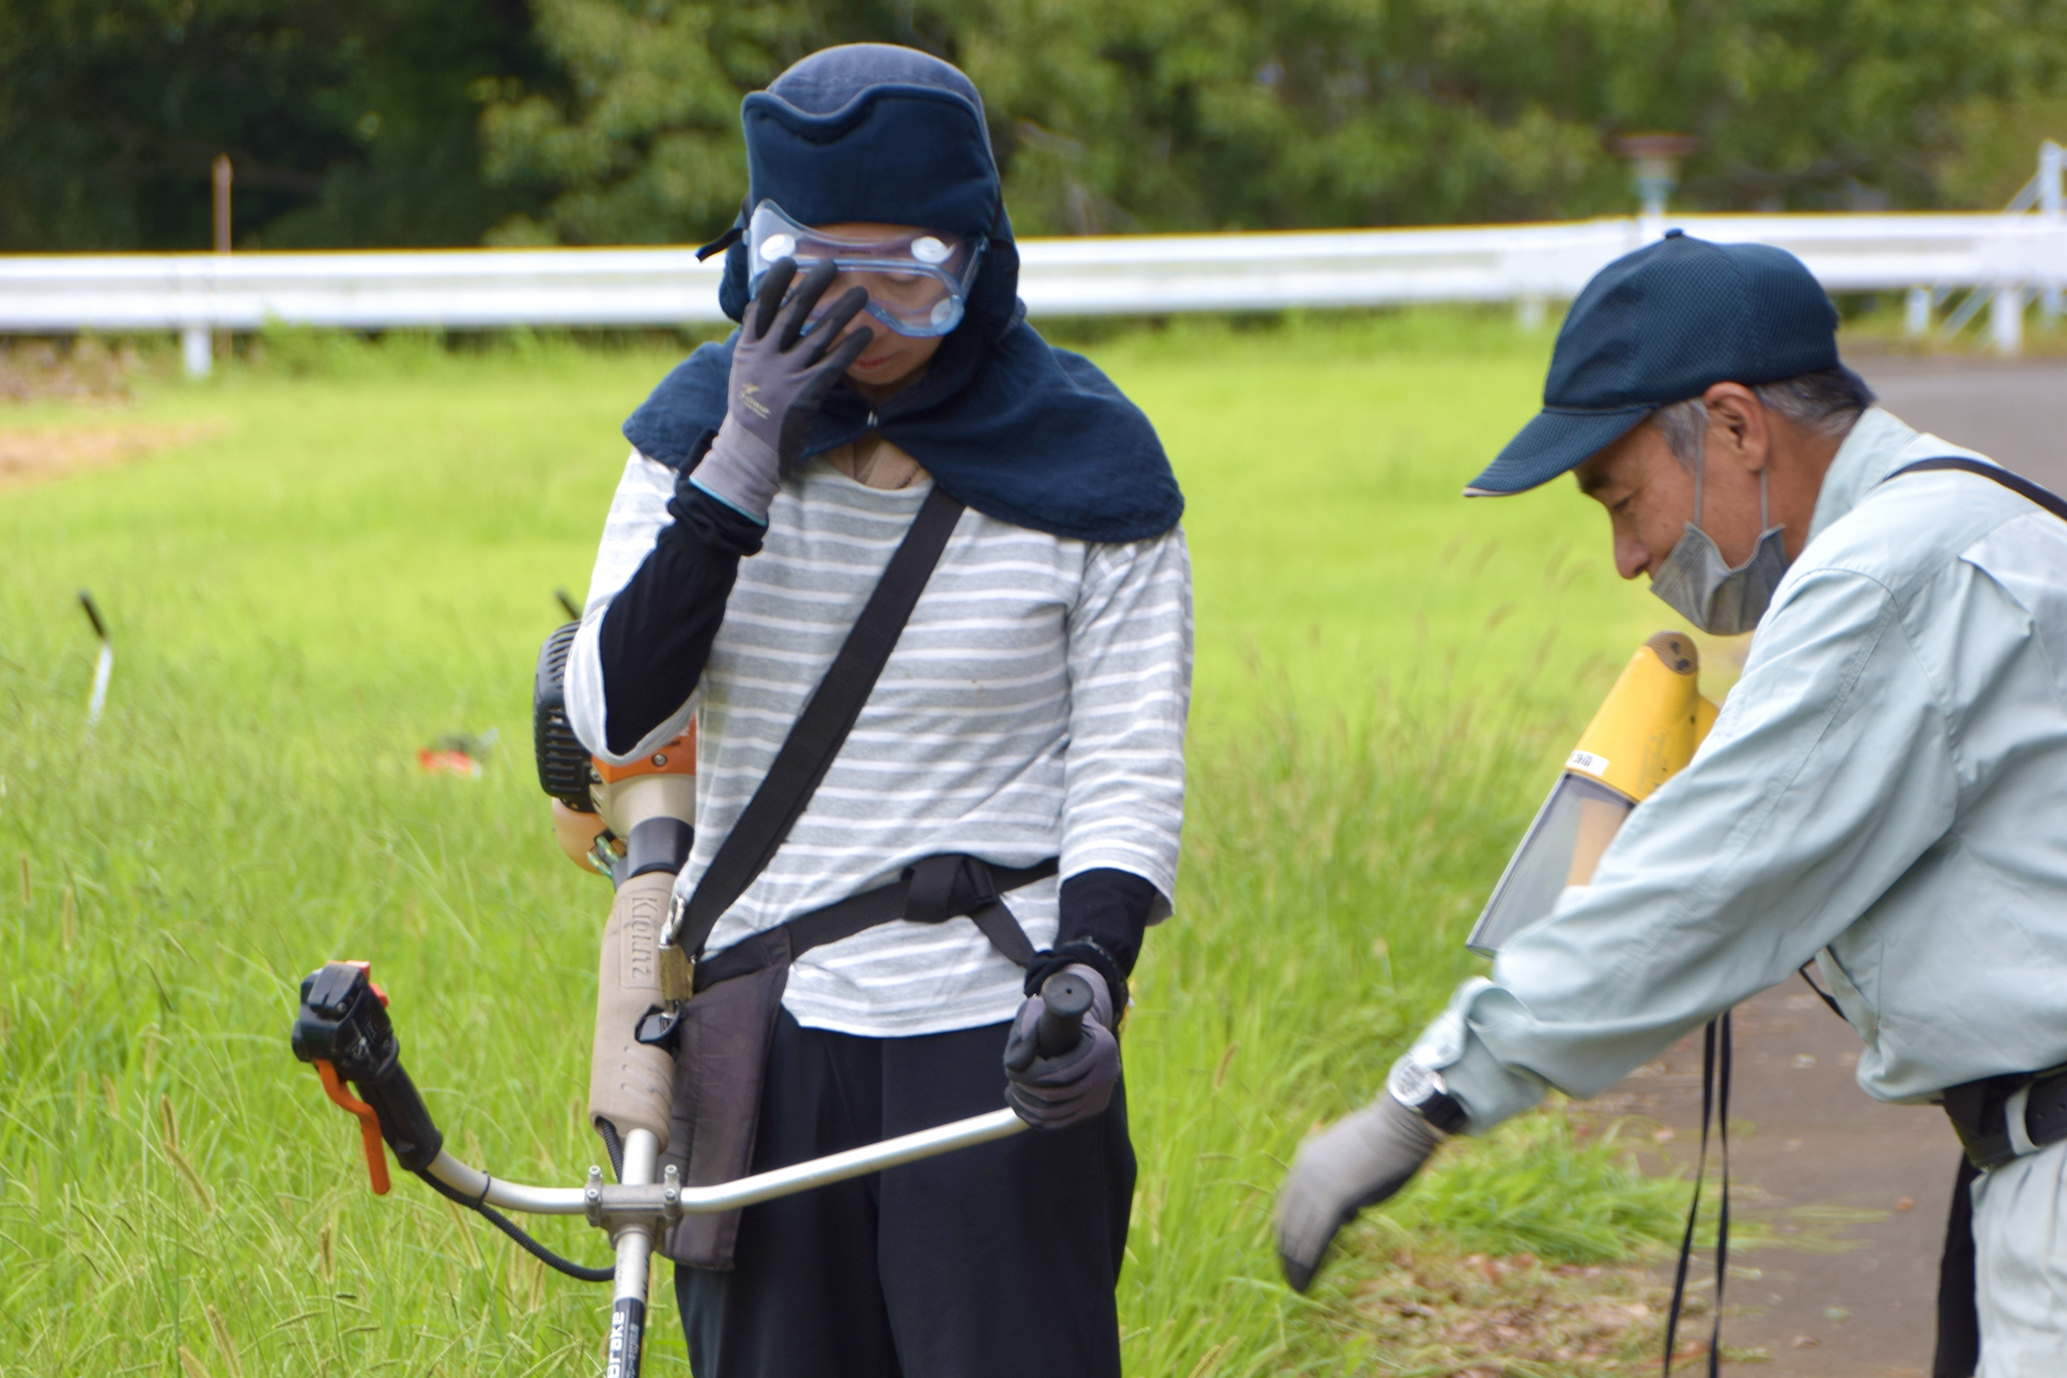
[691,257,872,522]
[589,870,678,1158]
[1276,1092,1444,1292]
[1002,964,1120,1130]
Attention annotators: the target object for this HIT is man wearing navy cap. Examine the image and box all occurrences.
[1276,232,2067,1377]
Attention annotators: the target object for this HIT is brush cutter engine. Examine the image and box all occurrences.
[533,620,697,880]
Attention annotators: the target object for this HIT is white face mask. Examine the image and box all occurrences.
[1648,460,1790,636]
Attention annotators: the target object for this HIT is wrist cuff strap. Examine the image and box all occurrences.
[1027,940,1128,1018]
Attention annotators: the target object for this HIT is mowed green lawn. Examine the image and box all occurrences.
[0,319,1692,1377]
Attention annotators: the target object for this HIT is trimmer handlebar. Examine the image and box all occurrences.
[292,959,1045,1378]
[292,961,445,1184]
[293,960,1051,1204]
[1034,969,1094,1059]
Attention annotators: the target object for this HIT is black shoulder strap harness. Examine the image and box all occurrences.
[1678,456,2067,1378]
[663,485,1056,987]
[1794,457,2067,1022]
[1895,458,2066,1378]
[1890,456,2067,521]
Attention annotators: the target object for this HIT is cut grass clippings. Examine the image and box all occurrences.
[1,316,1695,1375]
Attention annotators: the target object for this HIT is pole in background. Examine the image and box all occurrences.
[183,156,232,380]
[78,591,113,729]
[1612,133,1699,241]
[213,155,233,254]
[212,155,234,362]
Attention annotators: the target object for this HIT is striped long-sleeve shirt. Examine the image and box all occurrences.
[566,450,1192,1036]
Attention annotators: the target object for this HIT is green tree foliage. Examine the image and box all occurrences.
[475,1,949,244]
[5,0,2064,250]
[481,0,2067,245]
[0,0,555,251]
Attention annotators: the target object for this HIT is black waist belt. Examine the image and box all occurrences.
[692,853,1059,993]
[1941,1067,2067,1171]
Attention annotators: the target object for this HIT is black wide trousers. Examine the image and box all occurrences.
[674,1009,1135,1378]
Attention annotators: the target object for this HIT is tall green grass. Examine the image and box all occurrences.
[1,320,1688,1376]
[1118,705,1689,1377]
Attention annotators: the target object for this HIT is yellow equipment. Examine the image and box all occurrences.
[1466,631,1719,955]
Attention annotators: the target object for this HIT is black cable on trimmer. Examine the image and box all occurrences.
[413,1169,614,1283]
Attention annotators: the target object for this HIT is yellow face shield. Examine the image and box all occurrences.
[1466,631,1720,955]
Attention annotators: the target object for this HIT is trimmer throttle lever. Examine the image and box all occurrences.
[1034,970,1095,1059]
[292,960,446,1190]
[314,1058,392,1194]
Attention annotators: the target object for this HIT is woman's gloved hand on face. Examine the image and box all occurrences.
[692,257,873,523]
[1001,964,1120,1130]
[1275,1093,1445,1292]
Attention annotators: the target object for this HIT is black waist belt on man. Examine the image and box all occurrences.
[1931,1065,2067,1378]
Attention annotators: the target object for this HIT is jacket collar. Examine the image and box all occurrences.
[1808,406,1992,543]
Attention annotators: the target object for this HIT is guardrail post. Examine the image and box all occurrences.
[1904,287,1932,336]
[2041,140,2062,326]
[1990,282,2023,357]
[182,325,213,379]
[1515,295,1547,332]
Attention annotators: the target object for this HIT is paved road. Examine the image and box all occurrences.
[1858,356,2065,492]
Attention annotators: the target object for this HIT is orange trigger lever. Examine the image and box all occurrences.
[314,1058,391,1195]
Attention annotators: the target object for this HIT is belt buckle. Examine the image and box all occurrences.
[1952,1122,2017,1173]
[659,893,695,1004]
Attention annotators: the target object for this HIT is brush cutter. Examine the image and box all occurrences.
[291,958,1092,1378]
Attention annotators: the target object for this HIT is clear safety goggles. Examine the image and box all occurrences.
[746,200,985,338]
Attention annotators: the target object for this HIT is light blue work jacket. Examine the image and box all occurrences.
[1418,408,2067,1129]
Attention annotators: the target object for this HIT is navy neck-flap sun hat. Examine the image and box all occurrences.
[1467,230,1841,496]
[623,43,1183,545]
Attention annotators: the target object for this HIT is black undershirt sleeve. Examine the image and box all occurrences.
[1025,868,1162,1013]
[596,475,766,757]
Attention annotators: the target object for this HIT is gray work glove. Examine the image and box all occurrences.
[692,257,872,522]
[1002,964,1120,1130]
[588,870,679,1155]
[1276,1093,1443,1292]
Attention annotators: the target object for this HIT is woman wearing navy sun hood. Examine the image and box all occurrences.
[562,44,1190,1377]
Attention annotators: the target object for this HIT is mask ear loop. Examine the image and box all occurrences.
[1758,466,1770,532]
[1691,449,1705,532]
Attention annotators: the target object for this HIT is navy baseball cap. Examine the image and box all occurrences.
[1467,230,1840,496]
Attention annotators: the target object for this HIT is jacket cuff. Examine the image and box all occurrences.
[1404,979,1550,1134]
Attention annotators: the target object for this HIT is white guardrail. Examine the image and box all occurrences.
[2,211,2062,377]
